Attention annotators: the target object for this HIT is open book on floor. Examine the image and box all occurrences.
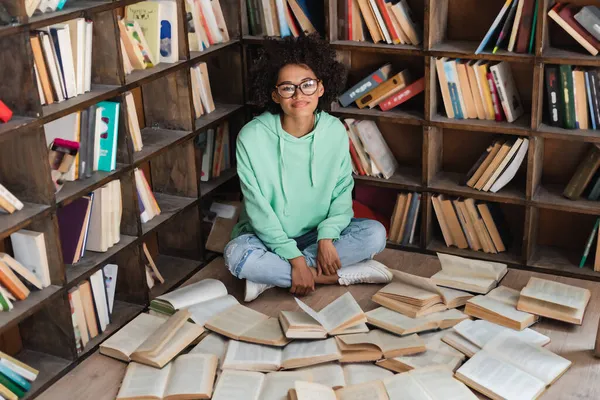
[517,277,591,325]
[383,368,478,400]
[116,354,218,400]
[372,270,472,317]
[442,319,550,358]
[465,286,538,330]
[296,362,393,389]
[280,292,368,339]
[211,370,313,400]
[335,330,425,362]
[366,307,469,336]
[222,338,341,372]
[431,253,508,294]
[188,332,229,368]
[455,332,572,400]
[288,380,389,400]
[205,304,290,346]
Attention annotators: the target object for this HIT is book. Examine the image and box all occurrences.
[549,3,600,56]
[338,64,393,107]
[489,61,523,123]
[383,368,478,400]
[430,253,507,294]
[279,310,368,339]
[465,286,538,330]
[517,277,591,325]
[150,276,227,315]
[475,0,515,54]
[205,304,290,346]
[57,194,93,264]
[379,77,425,111]
[222,338,341,372]
[575,6,600,42]
[0,253,43,290]
[366,307,469,336]
[0,352,38,383]
[335,329,425,362]
[355,69,411,109]
[348,120,398,179]
[129,310,205,368]
[116,354,218,400]
[455,332,571,400]
[189,332,228,368]
[376,346,464,373]
[288,380,389,400]
[211,369,312,400]
[100,313,166,362]
[564,144,600,199]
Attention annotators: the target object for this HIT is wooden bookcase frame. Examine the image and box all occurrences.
[0,0,245,397]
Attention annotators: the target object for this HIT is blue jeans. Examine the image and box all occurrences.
[223,218,387,287]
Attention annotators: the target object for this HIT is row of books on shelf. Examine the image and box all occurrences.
[388,192,420,246]
[548,3,600,56]
[26,0,69,17]
[190,63,216,118]
[185,0,231,52]
[246,0,321,37]
[436,59,523,123]
[344,118,397,179]
[69,264,118,354]
[348,0,421,46]
[339,63,424,111]
[546,65,600,131]
[432,195,509,255]
[0,350,38,400]
[30,18,93,105]
[197,122,232,182]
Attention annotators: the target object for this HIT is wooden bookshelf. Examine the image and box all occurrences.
[0,0,245,397]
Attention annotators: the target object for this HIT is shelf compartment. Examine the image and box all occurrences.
[354,167,423,191]
[331,40,423,56]
[0,203,51,239]
[427,237,523,265]
[125,61,187,87]
[132,128,192,166]
[0,285,62,334]
[19,350,71,400]
[189,40,241,61]
[200,169,238,197]
[66,235,138,285]
[330,103,424,125]
[536,123,600,144]
[56,165,129,206]
[430,113,532,135]
[141,193,197,236]
[194,103,244,132]
[533,184,600,215]
[149,255,203,298]
[429,41,535,63]
[41,84,120,119]
[529,245,600,282]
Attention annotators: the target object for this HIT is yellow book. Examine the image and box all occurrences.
[475,61,495,120]
[125,2,161,65]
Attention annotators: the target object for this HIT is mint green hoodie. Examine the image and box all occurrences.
[231,111,354,260]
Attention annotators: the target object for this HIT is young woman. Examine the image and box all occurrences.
[224,34,392,302]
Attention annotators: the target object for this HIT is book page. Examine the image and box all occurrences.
[188,294,239,326]
[261,371,313,400]
[375,331,425,354]
[156,278,227,310]
[282,337,340,364]
[297,363,346,389]
[437,252,506,280]
[206,304,269,339]
[212,370,265,400]
[433,271,496,292]
[366,307,424,333]
[280,310,322,328]
[437,286,473,306]
[442,332,480,357]
[383,373,431,400]
[317,292,365,333]
[392,349,464,372]
[456,351,545,400]
[133,310,190,356]
[163,354,218,398]
[468,295,534,323]
[521,277,590,311]
[240,317,289,346]
[486,286,520,306]
[100,313,164,359]
[337,323,369,335]
[421,331,467,359]
[293,381,336,400]
[145,321,204,367]
[116,362,170,399]
[411,368,479,400]
[342,364,393,386]
[484,332,571,384]
[222,340,281,371]
[295,298,325,327]
[335,381,389,400]
[189,332,229,368]
[453,319,550,348]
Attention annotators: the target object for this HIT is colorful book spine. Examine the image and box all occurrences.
[559,64,576,129]
[379,78,425,111]
[0,364,30,391]
[586,71,597,130]
[475,0,514,54]
[487,72,503,121]
[580,218,600,267]
[443,61,464,119]
[0,373,24,399]
[545,66,563,127]
[338,64,392,107]
[96,101,120,172]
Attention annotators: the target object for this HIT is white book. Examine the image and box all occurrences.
[483,138,524,192]
[508,0,526,52]
[199,0,223,43]
[152,0,179,63]
[86,185,108,252]
[66,18,86,95]
[384,368,478,400]
[189,332,229,368]
[490,138,529,193]
[369,0,392,44]
[70,287,90,346]
[10,230,51,288]
[89,270,110,332]
[112,180,122,245]
[260,0,276,36]
[103,264,118,314]
[125,92,143,151]
[134,169,156,222]
[40,32,65,102]
[51,25,77,99]
[84,21,94,93]
[490,61,524,123]
[453,319,550,349]
[33,64,46,105]
[0,184,24,211]
[354,120,398,179]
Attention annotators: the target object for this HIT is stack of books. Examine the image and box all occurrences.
[197,122,231,182]
[388,192,420,246]
[431,195,509,254]
[57,180,122,264]
[69,264,119,353]
[546,65,600,130]
[436,58,523,123]
[0,351,39,399]
[190,63,216,119]
[431,253,508,295]
[134,168,161,224]
[246,0,323,37]
[563,143,600,200]
[0,248,49,311]
[463,137,529,193]
[0,184,23,215]
[44,101,121,185]
[343,118,398,179]
[30,19,93,105]
[339,64,424,111]
[184,0,230,52]
[549,3,600,56]
[347,0,421,46]
[475,0,538,55]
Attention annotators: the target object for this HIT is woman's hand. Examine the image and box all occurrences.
[317,239,341,276]
[290,257,315,296]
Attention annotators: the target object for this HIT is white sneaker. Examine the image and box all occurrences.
[337,260,393,286]
[244,280,275,302]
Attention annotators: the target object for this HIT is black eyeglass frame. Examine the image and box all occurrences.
[274,78,322,98]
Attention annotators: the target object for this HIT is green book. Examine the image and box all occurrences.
[0,372,25,398]
[528,0,538,54]
[580,218,600,268]
[559,64,576,129]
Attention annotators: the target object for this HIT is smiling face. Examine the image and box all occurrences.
[272,64,325,118]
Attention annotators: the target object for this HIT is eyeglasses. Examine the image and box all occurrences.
[275,79,321,98]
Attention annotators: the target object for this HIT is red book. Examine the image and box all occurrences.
[487,72,504,121]
[347,0,353,40]
[0,100,12,123]
[515,0,536,53]
[376,0,400,44]
[348,138,366,175]
[379,77,425,111]
[555,4,600,52]
[285,4,301,37]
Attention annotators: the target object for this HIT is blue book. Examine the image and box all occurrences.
[401,193,421,245]
[0,364,30,391]
[338,64,393,107]
[295,0,325,33]
[586,71,597,130]
[275,0,291,37]
[57,0,68,10]
[96,101,120,172]
[443,61,464,119]
[475,0,515,54]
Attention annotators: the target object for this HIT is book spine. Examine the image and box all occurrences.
[592,71,600,130]
[448,82,463,119]
[491,66,511,121]
[348,138,366,175]
[487,72,503,121]
[559,64,576,129]
[339,67,390,107]
[375,0,399,43]
[580,218,600,267]
[588,175,600,201]
[586,71,596,130]
[0,364,29,392]
[575,6,600,42]
[0,373,24,399]
[564,146,600,199]
[545,66,562,127]
[0,184,23,211]
[379,77,425,111]
[515,0,536,53]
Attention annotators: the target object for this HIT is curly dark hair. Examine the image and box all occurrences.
[249,33,347,114]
